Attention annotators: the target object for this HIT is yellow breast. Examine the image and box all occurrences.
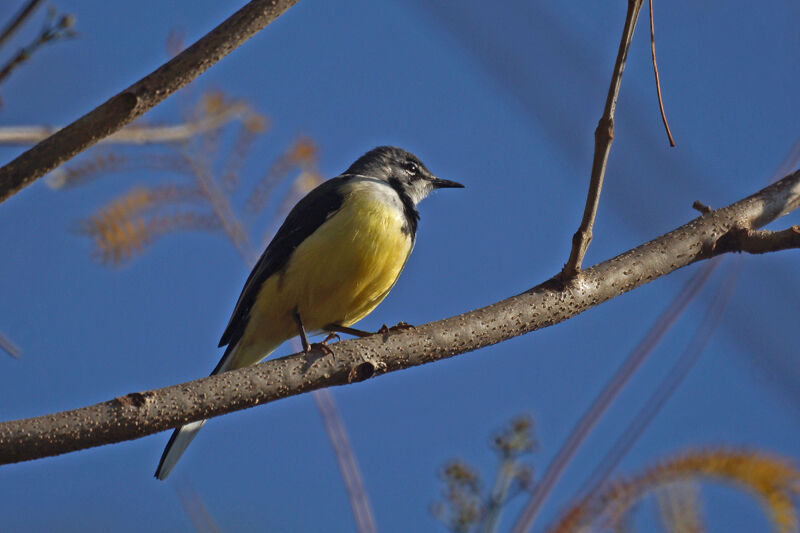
[287,180,413,329]
[240,178,413,360]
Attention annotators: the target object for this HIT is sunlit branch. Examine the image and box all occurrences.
[0,169,798,465]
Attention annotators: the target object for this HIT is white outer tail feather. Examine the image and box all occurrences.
[154,343,241,480]
[154,420,207,480]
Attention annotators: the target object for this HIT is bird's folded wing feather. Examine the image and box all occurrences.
[218,176,350,349]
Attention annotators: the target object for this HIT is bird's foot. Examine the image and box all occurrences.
[305,333,339,356]
[377,321,415,335]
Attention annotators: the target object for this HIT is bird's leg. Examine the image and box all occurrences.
[326,322,416,338]
[325,324,373,338]
[292,309,312,353]
[293,309,335,356]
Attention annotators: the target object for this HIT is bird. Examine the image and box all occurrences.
[155,146,464,479]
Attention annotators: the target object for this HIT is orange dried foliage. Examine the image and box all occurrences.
[549,449,800,533]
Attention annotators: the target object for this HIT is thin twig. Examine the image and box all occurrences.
[1,168,799,465]
[510,256,718,533]
[0,0,44,49]
[313,388,379,533]
[0,0,299,205]
[0,329,21,358]
[181,147,255,264]
[649,0,675,146]
[0,102,251,145]
[0,9,75,87]
[561,0,643,281]
[562,0,644,278]
[175,482,223,533]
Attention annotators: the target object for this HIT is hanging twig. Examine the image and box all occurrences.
[649,0,675,146]
[562,0,644,279]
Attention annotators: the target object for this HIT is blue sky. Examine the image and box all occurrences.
[1,0,799,531]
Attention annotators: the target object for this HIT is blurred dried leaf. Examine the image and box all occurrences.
[246,137,319,214]
[80,187,216,266]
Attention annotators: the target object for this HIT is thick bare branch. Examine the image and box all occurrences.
[0,102,250,145]
[1,169,799,465]
[0,0,299,205]
[563,0,644,278]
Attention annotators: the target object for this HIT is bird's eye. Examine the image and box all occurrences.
[404,161,419,175]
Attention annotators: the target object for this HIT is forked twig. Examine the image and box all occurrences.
[0,0,299,205]
[562,0,644,278]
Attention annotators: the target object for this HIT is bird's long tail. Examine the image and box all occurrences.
[154,340,277,480]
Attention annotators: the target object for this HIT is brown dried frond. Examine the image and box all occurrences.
[221,115,269,193]
[80,187,215,266]
[245,138,320,214]
[549,448,800,533]
[656,482,705,533]
[48,152,192,190]
[47,152,127,189]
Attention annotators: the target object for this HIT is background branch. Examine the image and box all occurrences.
[0,0,44,49]
[0,102,250,145]
[0,0,299,205]
[1,169,799,465]
[562,0,643,278]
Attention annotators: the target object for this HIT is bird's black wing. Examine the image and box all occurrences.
[218,176,350,349]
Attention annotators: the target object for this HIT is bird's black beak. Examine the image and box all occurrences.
[430,176,465,189]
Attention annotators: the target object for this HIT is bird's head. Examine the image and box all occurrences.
[344,146,464,205]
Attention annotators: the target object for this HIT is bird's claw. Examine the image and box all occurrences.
[377,321,415,335]
[307,342,335,356]
[305,333,339,356]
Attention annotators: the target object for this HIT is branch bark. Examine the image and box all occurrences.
[1,169,799,465]
[0,0,298,205]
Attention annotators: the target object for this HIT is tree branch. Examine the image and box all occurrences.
[0,0,299,205]
[1,169,799,465]
[562,0,644,278]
